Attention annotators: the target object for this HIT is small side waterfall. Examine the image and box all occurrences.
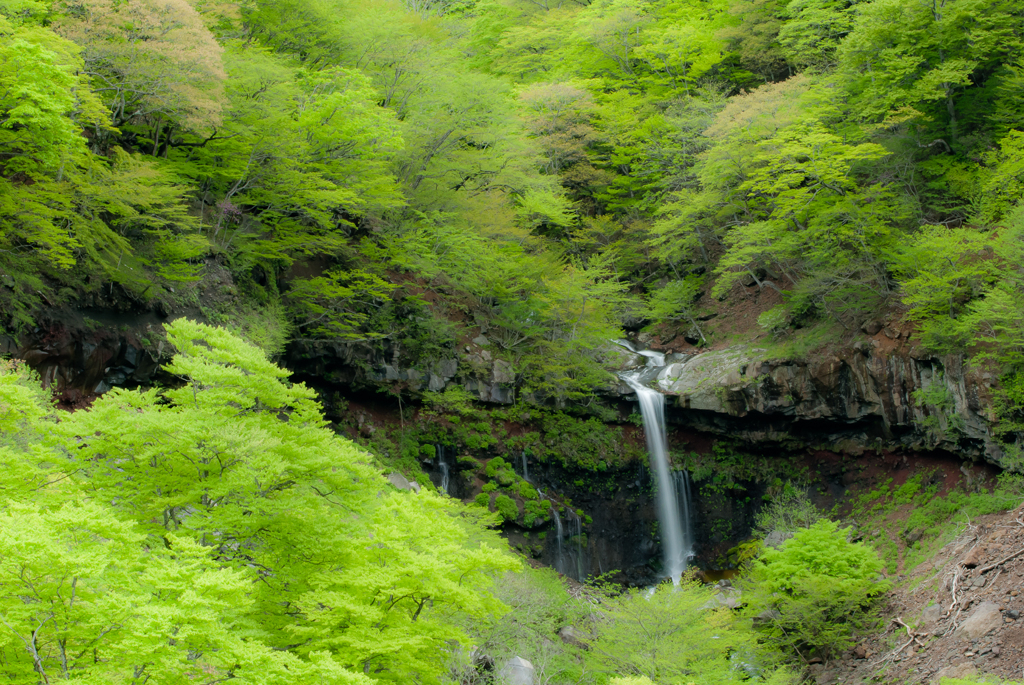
[436,444,450,495]
[542,490,585,581]
[673,470,696,562]
[519,450,530,482]
[551,502,564,571]
[618,341,694,584]
[566,508,584,581]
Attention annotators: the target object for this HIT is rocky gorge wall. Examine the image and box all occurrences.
[610,339,1007,468]
[4,309,1017,584]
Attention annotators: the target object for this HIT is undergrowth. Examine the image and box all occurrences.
[849,471,1024,573]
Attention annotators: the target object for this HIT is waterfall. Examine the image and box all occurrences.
[674,470,696,565]
[436,444,450,495]
[520,450,530,482]
[620,368,691,585]
[615,338,666,366]
[566,508,584,581]
[551,503,564,574]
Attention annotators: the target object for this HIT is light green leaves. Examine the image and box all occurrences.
[7,320,517,683]
[747,519,890,660]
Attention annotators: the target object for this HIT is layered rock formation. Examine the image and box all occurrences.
[614,342,1007,467]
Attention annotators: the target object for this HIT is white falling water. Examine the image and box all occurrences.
[520,451,530,482]
[436,444,450,495]
[674,470,696,565]
[621,369,691,585]
[566,508,584,580]
[551,503,564,574]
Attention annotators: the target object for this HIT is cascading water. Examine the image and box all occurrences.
[540,488,584,581]
[617,340,694,584]
[519,450,530,482]
[673,470,696,565]
[565,508,584,581]
[551,502,564,573]
[436,444,450,495]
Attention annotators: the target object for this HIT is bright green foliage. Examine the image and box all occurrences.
[893,225,997,350]
[645,276,707,344]
[495,494,520,521]
[746,519,890,660]
[587,581,778,685]
[0,322,518,683]
[285,268,399,339]
[753,484,825,535]
[4,0,1024,500]
[456,568,591,685]
[839,0,1022,146]
[777,0,853,70]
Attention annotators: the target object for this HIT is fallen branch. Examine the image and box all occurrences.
[978,547,1024,575]
[982,569,1003,595]
[943,567,962,619]
[895,617,928,648]
[871,618,928,666]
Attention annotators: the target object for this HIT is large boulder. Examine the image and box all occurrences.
[557,626,588,649]
[497,656,534,685]
[932,663,977,684]
[956,601,1003,640]
[386,472,419,492]
[764,530,794,549]
[919,603,944,627]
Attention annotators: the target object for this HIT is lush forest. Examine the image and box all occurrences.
[4,0,1024,681]
[3,0,1024,409]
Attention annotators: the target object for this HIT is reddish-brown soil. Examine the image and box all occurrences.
[813,505,1024,685]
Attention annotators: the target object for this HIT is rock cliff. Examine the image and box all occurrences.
[614,342,1008,467]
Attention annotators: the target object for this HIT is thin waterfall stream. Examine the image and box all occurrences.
[617,340,695,584]
[435,444,450,495]
[539,487,585,581]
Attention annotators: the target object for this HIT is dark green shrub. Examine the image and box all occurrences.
[524,499,550,527]
[495,494,519,521]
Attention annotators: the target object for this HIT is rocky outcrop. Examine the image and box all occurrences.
[497,657,535,685]
[286,337,517,404]
[615,344,1010,467]
[0,312,166,405]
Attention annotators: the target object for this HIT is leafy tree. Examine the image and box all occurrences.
[745,519,890,661]
[38,320,520,683]
[717,0,789,83]
[55,0,227,143]
[838,0,1023,147]
[645,276,707,344]
[893,225,996,351]
[777,0,853,70]
[753,483,825,535]
[587,581,780,684]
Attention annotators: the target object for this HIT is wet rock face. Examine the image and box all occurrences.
[616,344,1009,467]
[1,314,165,405]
